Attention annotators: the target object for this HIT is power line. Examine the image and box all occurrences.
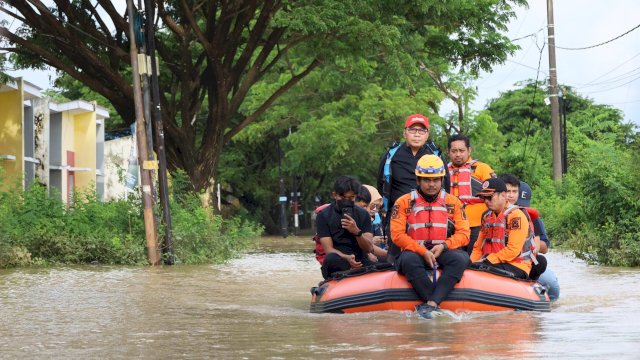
[510,27,545,42]
[574,50,640,86]
[578,73,640,94]
[521,41,546,168]
[576,66,640,89]
[555,22,640,50]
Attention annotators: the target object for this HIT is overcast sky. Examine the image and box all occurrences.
[468,0,640,127]
[6,1,640,126]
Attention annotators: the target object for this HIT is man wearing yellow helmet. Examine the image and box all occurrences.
[390,155,470,319]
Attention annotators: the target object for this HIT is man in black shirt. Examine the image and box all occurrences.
[316,176,374,279]
[377,114,449,263]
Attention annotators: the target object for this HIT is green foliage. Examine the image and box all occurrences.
[0,168,262,268]
[484,81,640,266]
[3,0,527,192]
[171,193,263,264]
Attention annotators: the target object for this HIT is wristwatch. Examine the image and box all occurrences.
[355,230,364,237]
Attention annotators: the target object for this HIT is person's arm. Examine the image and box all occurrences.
[319,236,347,258]
[316,210,351,258]
[444,196,470,250]
[470,227,485,262]
[376,150,388,197]
[372,245,387,257]
[342,206,374,254]
[534,217,550,253]
[485,210,530,264]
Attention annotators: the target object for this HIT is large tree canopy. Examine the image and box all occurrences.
[0,0,525,191]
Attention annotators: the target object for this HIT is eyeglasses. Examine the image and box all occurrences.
[369,203,379,211]
[406,127,428,135]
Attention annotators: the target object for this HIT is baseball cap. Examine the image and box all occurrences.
[477,178,507,198]
[517,181,532,207]
[405,114,429,128]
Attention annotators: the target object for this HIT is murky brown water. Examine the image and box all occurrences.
[1,236,639,359]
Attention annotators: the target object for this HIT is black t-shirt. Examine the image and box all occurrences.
[377,142,450,208]
[316,203,372,261]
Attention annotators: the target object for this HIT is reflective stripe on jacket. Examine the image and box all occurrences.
[448,160,484,205]
[479,205,537,265]
[406,189,450,248]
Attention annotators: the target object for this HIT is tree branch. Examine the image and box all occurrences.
[224,58,320,143]
[179,0,215,59]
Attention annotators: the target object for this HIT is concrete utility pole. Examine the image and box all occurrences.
[127,0,160,265]
[547,0,563,182]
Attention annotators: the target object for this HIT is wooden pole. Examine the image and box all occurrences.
[127,0,160,265]
[144,0,175,264]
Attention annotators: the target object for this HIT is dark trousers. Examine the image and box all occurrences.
[395,249,470,305]
[321,252,374,280]
[486,262,528,279]
[466,226,481,254]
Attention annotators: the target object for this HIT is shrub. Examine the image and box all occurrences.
[0,168,262,268]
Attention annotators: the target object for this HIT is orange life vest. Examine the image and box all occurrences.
[406,189,452,248]
[448,160,484,205]
[479,205,538,264]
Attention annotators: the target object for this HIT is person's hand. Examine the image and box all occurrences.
[367,253,379,263]
[422,250,436,268]
[341,214,360,235]
[431,244,445,258]
[372,235,387,245]
[345,254,363,269]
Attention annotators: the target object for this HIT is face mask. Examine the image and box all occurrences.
[336,199,354,211]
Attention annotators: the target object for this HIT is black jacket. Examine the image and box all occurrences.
[377,141,450,210]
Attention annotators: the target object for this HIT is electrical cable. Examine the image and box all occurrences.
[521,41,546,168]
[578,50,640,86]
[555,22,640,50]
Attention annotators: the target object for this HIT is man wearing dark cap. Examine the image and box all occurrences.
[517,181,532,207]
[470,178,536,279]
[377,114,449,264]
[516,179,560,300]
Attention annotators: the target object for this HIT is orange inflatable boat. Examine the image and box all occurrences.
[310,263,551,313]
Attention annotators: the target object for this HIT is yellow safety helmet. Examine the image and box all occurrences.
[415,154,446,178]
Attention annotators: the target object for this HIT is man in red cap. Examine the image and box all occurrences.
[377,114,449,263]
[470,178,536,279]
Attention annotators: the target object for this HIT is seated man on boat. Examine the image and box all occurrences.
[316,176,375,279]
[471,178,536,280]
[390,155,470,319]
[501,175,560,300]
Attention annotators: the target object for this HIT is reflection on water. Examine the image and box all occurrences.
[0,236,639,359]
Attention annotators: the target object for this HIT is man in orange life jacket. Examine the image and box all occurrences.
[470,178,535,279]
[390,155,470,319]
[501,174,559,300]
[447,134,496,254]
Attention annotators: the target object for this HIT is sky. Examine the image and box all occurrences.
[467,0,640,127]
[4,1,640,126]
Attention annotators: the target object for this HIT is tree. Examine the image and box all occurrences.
[1,0,526,191]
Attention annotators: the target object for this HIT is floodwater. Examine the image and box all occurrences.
[1,236,639,359]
